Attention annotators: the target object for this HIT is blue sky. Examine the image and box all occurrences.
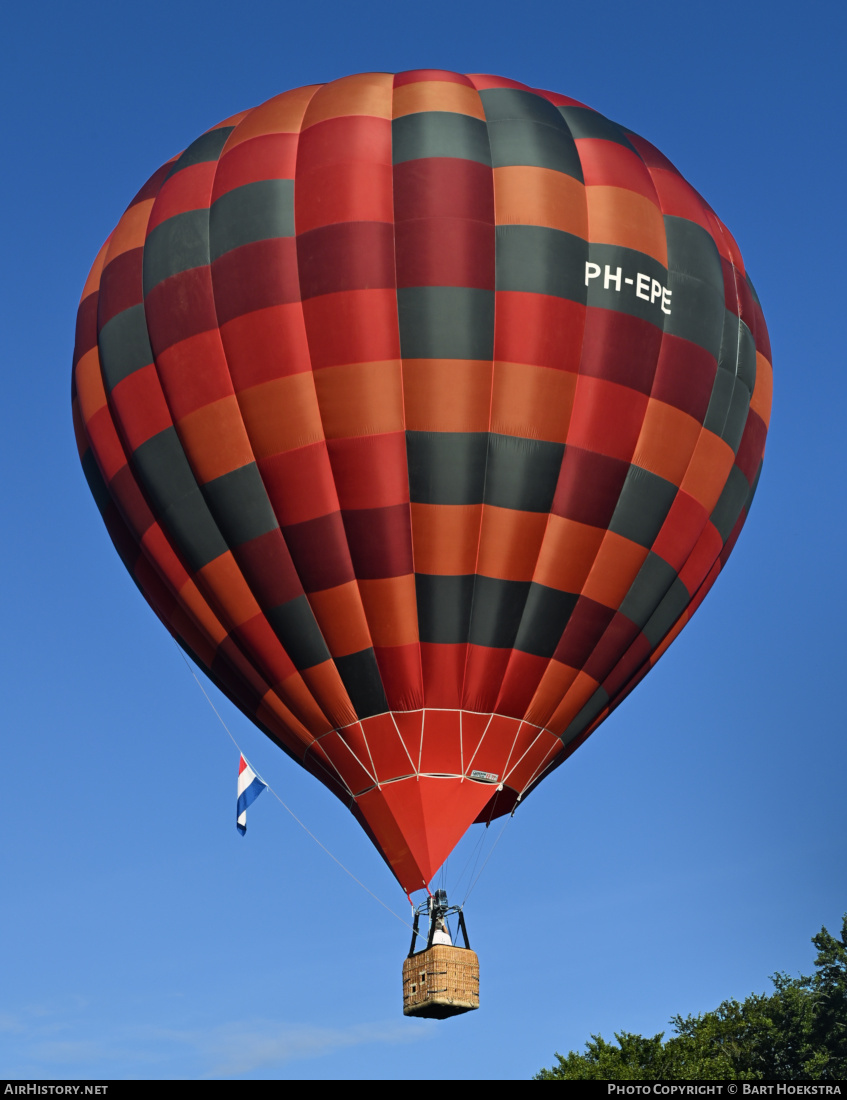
[2,0,846,1081]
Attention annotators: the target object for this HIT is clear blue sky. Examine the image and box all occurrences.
[2,0,845,1080]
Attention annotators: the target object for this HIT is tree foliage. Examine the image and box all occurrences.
[534,915,847,1081]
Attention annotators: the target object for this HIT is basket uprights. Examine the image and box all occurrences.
[407,888,471,955]
[408,909,421,957]
[456,908,471,950]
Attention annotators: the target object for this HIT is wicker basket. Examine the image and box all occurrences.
[402,945,480,1019]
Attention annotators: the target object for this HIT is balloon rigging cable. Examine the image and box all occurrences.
[462,818,511,906]
[435,796,513,909]
[174,642,414,931]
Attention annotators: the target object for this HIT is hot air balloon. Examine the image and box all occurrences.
[72,70,771,1016]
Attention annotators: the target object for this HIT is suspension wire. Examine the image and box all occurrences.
[463,815,511,904]
[457,783,510,906]
[176,645,413,930]
[459,828,495,907]
[451,825,487,901]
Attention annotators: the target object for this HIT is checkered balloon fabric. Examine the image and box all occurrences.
[72,71,771,893]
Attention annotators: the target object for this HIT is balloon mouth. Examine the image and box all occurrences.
[302,708,562,894]
[473,784,520,822]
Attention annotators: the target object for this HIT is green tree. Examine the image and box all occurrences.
[534,1033,672,1081]
[534,915,847,1081]
[803,915,847,1077]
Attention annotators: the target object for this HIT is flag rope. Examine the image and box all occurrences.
[175,645,413,931]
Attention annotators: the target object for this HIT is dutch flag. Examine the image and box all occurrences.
[237,754,267,835]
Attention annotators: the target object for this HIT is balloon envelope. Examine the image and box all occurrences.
[72,71,772,894]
